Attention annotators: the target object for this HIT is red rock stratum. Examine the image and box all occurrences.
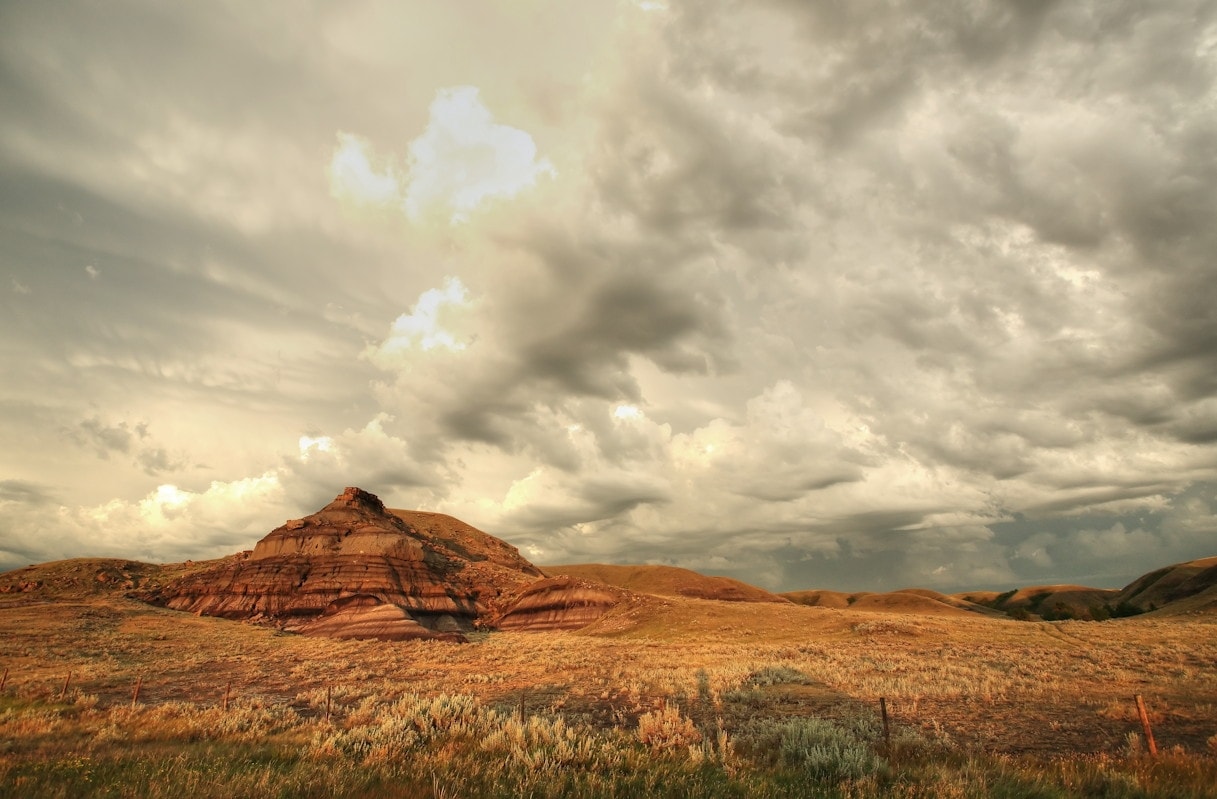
[144,487,544,640]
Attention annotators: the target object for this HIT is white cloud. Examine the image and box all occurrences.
[0,416,443,568]
[298,435,333,461]
[613,404,642,420]
[404,86,555,223]
[280,415,442,509]
[0,473,289,566]
[369,276,472,365]
[327,88,555,225]
[328,132,401,208]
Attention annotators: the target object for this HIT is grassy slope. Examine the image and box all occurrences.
[1117,556,1217,615]
[950,557,1217,620]
[784,588,1001,617]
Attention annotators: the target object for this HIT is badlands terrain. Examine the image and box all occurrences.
[1,488,1215,797]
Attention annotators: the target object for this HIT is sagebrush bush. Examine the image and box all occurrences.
[749,666,812,686]
[637,702,702,750]
[747,716,886,782]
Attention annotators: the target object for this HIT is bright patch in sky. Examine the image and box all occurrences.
[154,484,188,507]
[136,484,190,525]
[374,277,471,361]
[613,404,642,420]
[404,86,554,223]
[328,132,399,207]
[298,435,334,460]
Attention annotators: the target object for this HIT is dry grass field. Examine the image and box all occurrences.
[2,561,1216,798]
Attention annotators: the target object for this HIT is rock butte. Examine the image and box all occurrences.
[146,487,572,641]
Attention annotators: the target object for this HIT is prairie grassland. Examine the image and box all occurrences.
[1,592,1216,797]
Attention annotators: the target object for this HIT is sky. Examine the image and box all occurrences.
[2,0,1216,593]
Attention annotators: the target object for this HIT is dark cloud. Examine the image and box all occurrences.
[67,416,141,458]
[504,477,671,534]
[1,0,1215,593]
[63,416,192,475]
[516,272,727,389]
[594,79,805,233]
[0,479,55,505]
[136,447,187,476]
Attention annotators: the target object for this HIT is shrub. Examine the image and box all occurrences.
[775,717,885,781]
[749,666,812,687]
[741,716,886,783]
[1041,603,1077,622]
[637,702,702,750]
[1109,602,1145,618]
[992,589,1018,608]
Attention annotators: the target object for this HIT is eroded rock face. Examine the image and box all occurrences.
[298,595,465,642]
[145,487,544,638]
[493,576,627,631]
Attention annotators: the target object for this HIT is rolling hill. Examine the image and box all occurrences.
[545,563,790,603]
[783,588,1002,617]
[1114,556,1217,616]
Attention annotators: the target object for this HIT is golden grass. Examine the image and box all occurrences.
[6,555,1217,796]
[2,589,1215,759]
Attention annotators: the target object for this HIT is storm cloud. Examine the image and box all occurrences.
[1,0,1214,591]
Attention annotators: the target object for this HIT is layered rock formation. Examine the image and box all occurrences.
[493,576,628,631]
[145,487,544,639]
[298,594,466,642]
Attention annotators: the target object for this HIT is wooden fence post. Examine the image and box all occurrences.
[0,667,8,692]
[519,689,526,724]
[59,672,72,701]
[131,676,143,709]
[1134,695,1158,758]
[223,681,231,712]
[325,684,332,722]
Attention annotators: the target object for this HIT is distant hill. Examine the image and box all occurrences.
[783,588,1000,617]
[545,563,790,603]
[781,589,853,609]
[952,557,1217,620]
[0,557,171,598]
[955,585,1120,621]
[1114,556,1217,616]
